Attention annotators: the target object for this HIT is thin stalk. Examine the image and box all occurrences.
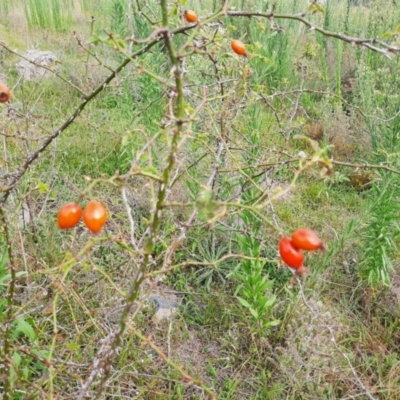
[86,16,95,79]
[0,208,17,400]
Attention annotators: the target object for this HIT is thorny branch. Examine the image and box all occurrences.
[227,10,400,58]
[77,2,225,398]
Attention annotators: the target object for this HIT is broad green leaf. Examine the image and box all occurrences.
[237,296,251,309]
[13,318,36,341]
[265,295,277,308]
[249,307,259,319]
[10,352,21,382]
[0,271,27,286]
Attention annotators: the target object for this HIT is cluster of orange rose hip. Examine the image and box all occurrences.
[57,201,107,234]
[279,229,325,277]
[184,10,247,57]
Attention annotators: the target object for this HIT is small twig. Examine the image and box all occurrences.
[121,187,139,252]
[73,30,114,73]
[331,159,400,176]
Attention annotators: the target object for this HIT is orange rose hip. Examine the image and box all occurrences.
[231,39,247,57]
[184,10,197,23]
[57,202,82,229]
[291,228,325,251]
[83,201,107,233]
[279,237,304,269]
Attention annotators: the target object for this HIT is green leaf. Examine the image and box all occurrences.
[249,307,259,319]
[13,318,36,341]
[180,0,187,4]
[237,296,251,309]
[142,165,159,176]
[98,33,110,42]
[22,366,30,379]
[115,38,127,50]
[265,295,277,308]
[37,181,49,194]
[0,246,8,269]
[309,3,324,14]
[0,271,28,286]
[12,351,21,367]
[10,352,21,382]
[121,133,131,146]
[381,31,395,39]
[267,319,280,327]
[67,342,80,351]
[86,35,100,44]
